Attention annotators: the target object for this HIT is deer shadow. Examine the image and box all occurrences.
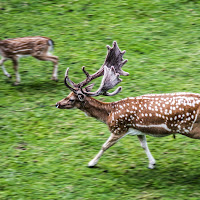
[9,79,65,93]
[97,163,200,189]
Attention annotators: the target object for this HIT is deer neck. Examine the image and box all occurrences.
[78,97,112,123]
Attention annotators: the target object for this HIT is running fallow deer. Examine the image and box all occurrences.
[56,41,200,169]
[0,36,58,85]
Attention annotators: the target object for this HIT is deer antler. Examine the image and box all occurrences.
[83,66,122,96]
[64,68,77,93]
[64,41,128,97]
[104,41,129,76]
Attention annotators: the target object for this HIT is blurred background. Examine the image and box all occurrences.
[0,0,200,199]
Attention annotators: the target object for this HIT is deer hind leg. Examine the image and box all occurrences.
[33,55,58,81]
[11,58,20,85]
[88,133,123,167]
[137,135,156,169]
[0,57,11,78]
[187,122,200,139]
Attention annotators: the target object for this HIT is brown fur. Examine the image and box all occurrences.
[57,92,200,139]
[0,36,58,84]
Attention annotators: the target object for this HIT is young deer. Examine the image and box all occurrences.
[0,36,58,85]
[56,41,200,169]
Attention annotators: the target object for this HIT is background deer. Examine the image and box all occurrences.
[56,41,200,169]
[0,36,58,85]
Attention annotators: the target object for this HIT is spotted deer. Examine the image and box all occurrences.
[0,36,58,85]
[56,41,200,169]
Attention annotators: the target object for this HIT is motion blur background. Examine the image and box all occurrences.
[0,0,200,199]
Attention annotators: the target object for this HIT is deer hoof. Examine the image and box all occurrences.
[88,160,98,167]
[88,165,95,168]
[51,77,58,82]
[148,163,156,169]
[13,82,20,86]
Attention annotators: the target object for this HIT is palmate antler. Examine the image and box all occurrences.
[64,41,128,98]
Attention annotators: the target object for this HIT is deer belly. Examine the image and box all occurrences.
[17,54,31,58]
[130,119,196,137]
[134,123,172,137]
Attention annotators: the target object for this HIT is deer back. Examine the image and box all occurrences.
[108,92,200,137]
[0,36,52,57]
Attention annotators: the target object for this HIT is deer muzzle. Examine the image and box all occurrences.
[55,103,60,108]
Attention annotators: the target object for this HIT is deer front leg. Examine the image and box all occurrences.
[137,135,156,169]
[88,133,122,167]
[0,57,11,78]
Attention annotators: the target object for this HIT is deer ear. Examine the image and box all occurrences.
[78,93,85,101]
[85,83,95,92]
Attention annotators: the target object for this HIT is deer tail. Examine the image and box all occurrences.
[48,39,55,51]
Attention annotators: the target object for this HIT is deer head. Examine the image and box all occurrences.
[56,41,128,109]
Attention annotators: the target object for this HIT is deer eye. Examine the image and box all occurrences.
[69,99,75,103]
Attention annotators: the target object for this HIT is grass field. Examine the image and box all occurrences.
[1,0,200,199]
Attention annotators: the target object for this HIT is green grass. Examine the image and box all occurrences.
[1,0,200,199]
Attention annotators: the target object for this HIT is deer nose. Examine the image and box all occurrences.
[55,103,59,108]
